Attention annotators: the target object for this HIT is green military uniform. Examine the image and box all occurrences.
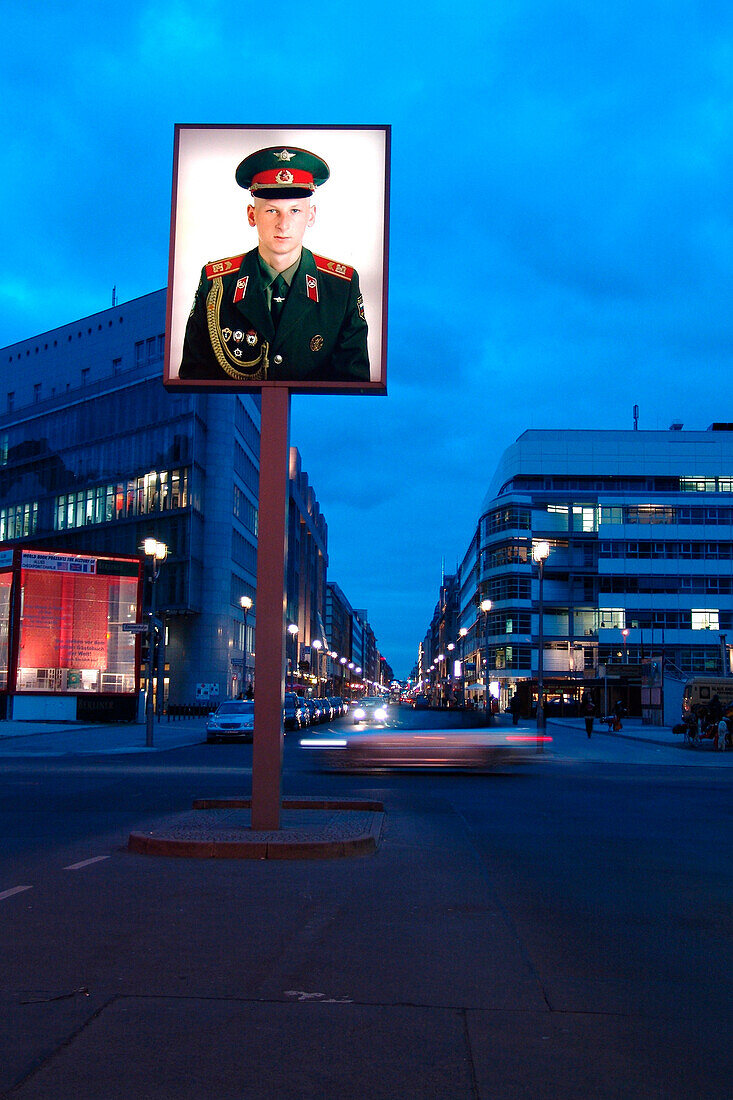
[178,143,370,384]
[179,246,369,383]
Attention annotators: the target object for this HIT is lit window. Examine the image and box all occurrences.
[691,609,719,631]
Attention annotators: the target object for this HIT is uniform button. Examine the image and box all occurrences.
[273,354,283,365]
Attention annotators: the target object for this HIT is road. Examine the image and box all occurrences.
[0,705,730,1097]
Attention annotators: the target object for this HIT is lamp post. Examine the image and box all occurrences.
[311,638,322,695]
[240,595,252,696]
[480,598,492,723]
[621,627,629,665]
[142,538,167,748]
[458,626,468,707]
[447,642,455,706]
[287,623,299,691]
[532,540,550,745]
[339,655,347,697]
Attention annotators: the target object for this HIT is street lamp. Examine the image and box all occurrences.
[621,627,629,664]
[480,598,492,723]
[311,638,322,694]
[240,595,253,695]
[142,538,167,748]
[458,626,468,706]
[287,623,299,691]
[532,540,550,743]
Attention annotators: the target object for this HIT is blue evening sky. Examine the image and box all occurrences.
[2,2,732,676]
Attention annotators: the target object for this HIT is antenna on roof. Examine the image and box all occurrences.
[112,286,117,307]
[633,404,639,431]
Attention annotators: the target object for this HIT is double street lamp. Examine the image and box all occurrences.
[240,595,253,695]
[287,623,299,691]
[142,538,167,748]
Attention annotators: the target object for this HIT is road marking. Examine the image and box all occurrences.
[0,885,32,901]
[64,856,110,871]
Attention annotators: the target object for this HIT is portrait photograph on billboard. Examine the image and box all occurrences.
[164,124,389,395]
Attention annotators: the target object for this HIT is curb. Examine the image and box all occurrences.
[128,798,385,861]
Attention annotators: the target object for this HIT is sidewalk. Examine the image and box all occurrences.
[0,716,206,754]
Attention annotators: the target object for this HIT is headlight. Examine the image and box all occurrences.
[353,707,366,720]
[374,707,388,721]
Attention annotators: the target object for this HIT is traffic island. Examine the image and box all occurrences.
[128,797,384,860]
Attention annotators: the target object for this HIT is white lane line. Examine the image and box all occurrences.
[0,885,32,901]
[64,856,110,871]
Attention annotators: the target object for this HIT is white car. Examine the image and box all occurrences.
[206,700,255,743]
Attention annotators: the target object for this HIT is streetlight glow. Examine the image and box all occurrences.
[532,540,550,563]
[480,598,492,613]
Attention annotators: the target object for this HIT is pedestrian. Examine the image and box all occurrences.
[509,692,522,726]
[717,715,728,751]
[581,692,595,738]
[613,698,625,731]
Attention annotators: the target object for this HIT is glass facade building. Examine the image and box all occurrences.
[422,427,733,718]
[0,290,260,705]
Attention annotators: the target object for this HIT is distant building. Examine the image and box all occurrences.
[0,291,325,708]
[420,426,733,720]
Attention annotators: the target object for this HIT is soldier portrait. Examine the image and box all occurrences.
[165,126,389,393]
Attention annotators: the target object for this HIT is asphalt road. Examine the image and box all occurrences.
[0,706,730,1098]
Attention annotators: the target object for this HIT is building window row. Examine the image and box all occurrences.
[233,485,258,537]
[235,399,260,455]
[0,501,38,542]
[231,529,257,574]
[234,440,259,495]
[483,507,531,536]
[599,539,733,559]
[54,469,188,532]
[481,575,532,602]
[600,574,733,595]
[134,335,165,367]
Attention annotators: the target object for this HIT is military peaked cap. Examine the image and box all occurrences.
[235,146,330,198]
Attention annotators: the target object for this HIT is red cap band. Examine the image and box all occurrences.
[250,168,315,191]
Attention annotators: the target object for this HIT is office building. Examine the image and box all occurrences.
[421,426,733,718]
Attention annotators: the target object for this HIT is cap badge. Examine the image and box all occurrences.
[274,149,295,162]
[275,169,294,185]
[310,335,324,352]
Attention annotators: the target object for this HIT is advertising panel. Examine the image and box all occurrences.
[165,124,389,395]
[13,551,140,695]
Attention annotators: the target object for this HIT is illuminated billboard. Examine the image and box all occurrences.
[164,124,389,395]
[0,549,141,701]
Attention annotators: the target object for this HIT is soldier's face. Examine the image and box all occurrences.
[247,197,316,262]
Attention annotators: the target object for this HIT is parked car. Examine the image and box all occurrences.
[330,696,347,717]
[206,700,254,743]
[304,698,323,725]
[284,692,308,731]
[318,698,334,721]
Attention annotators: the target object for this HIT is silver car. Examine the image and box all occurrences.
[206,700,255,743]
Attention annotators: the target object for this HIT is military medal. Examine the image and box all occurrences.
[246,331,257,346]
[233,331,243,343]
[222,328,232,342]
